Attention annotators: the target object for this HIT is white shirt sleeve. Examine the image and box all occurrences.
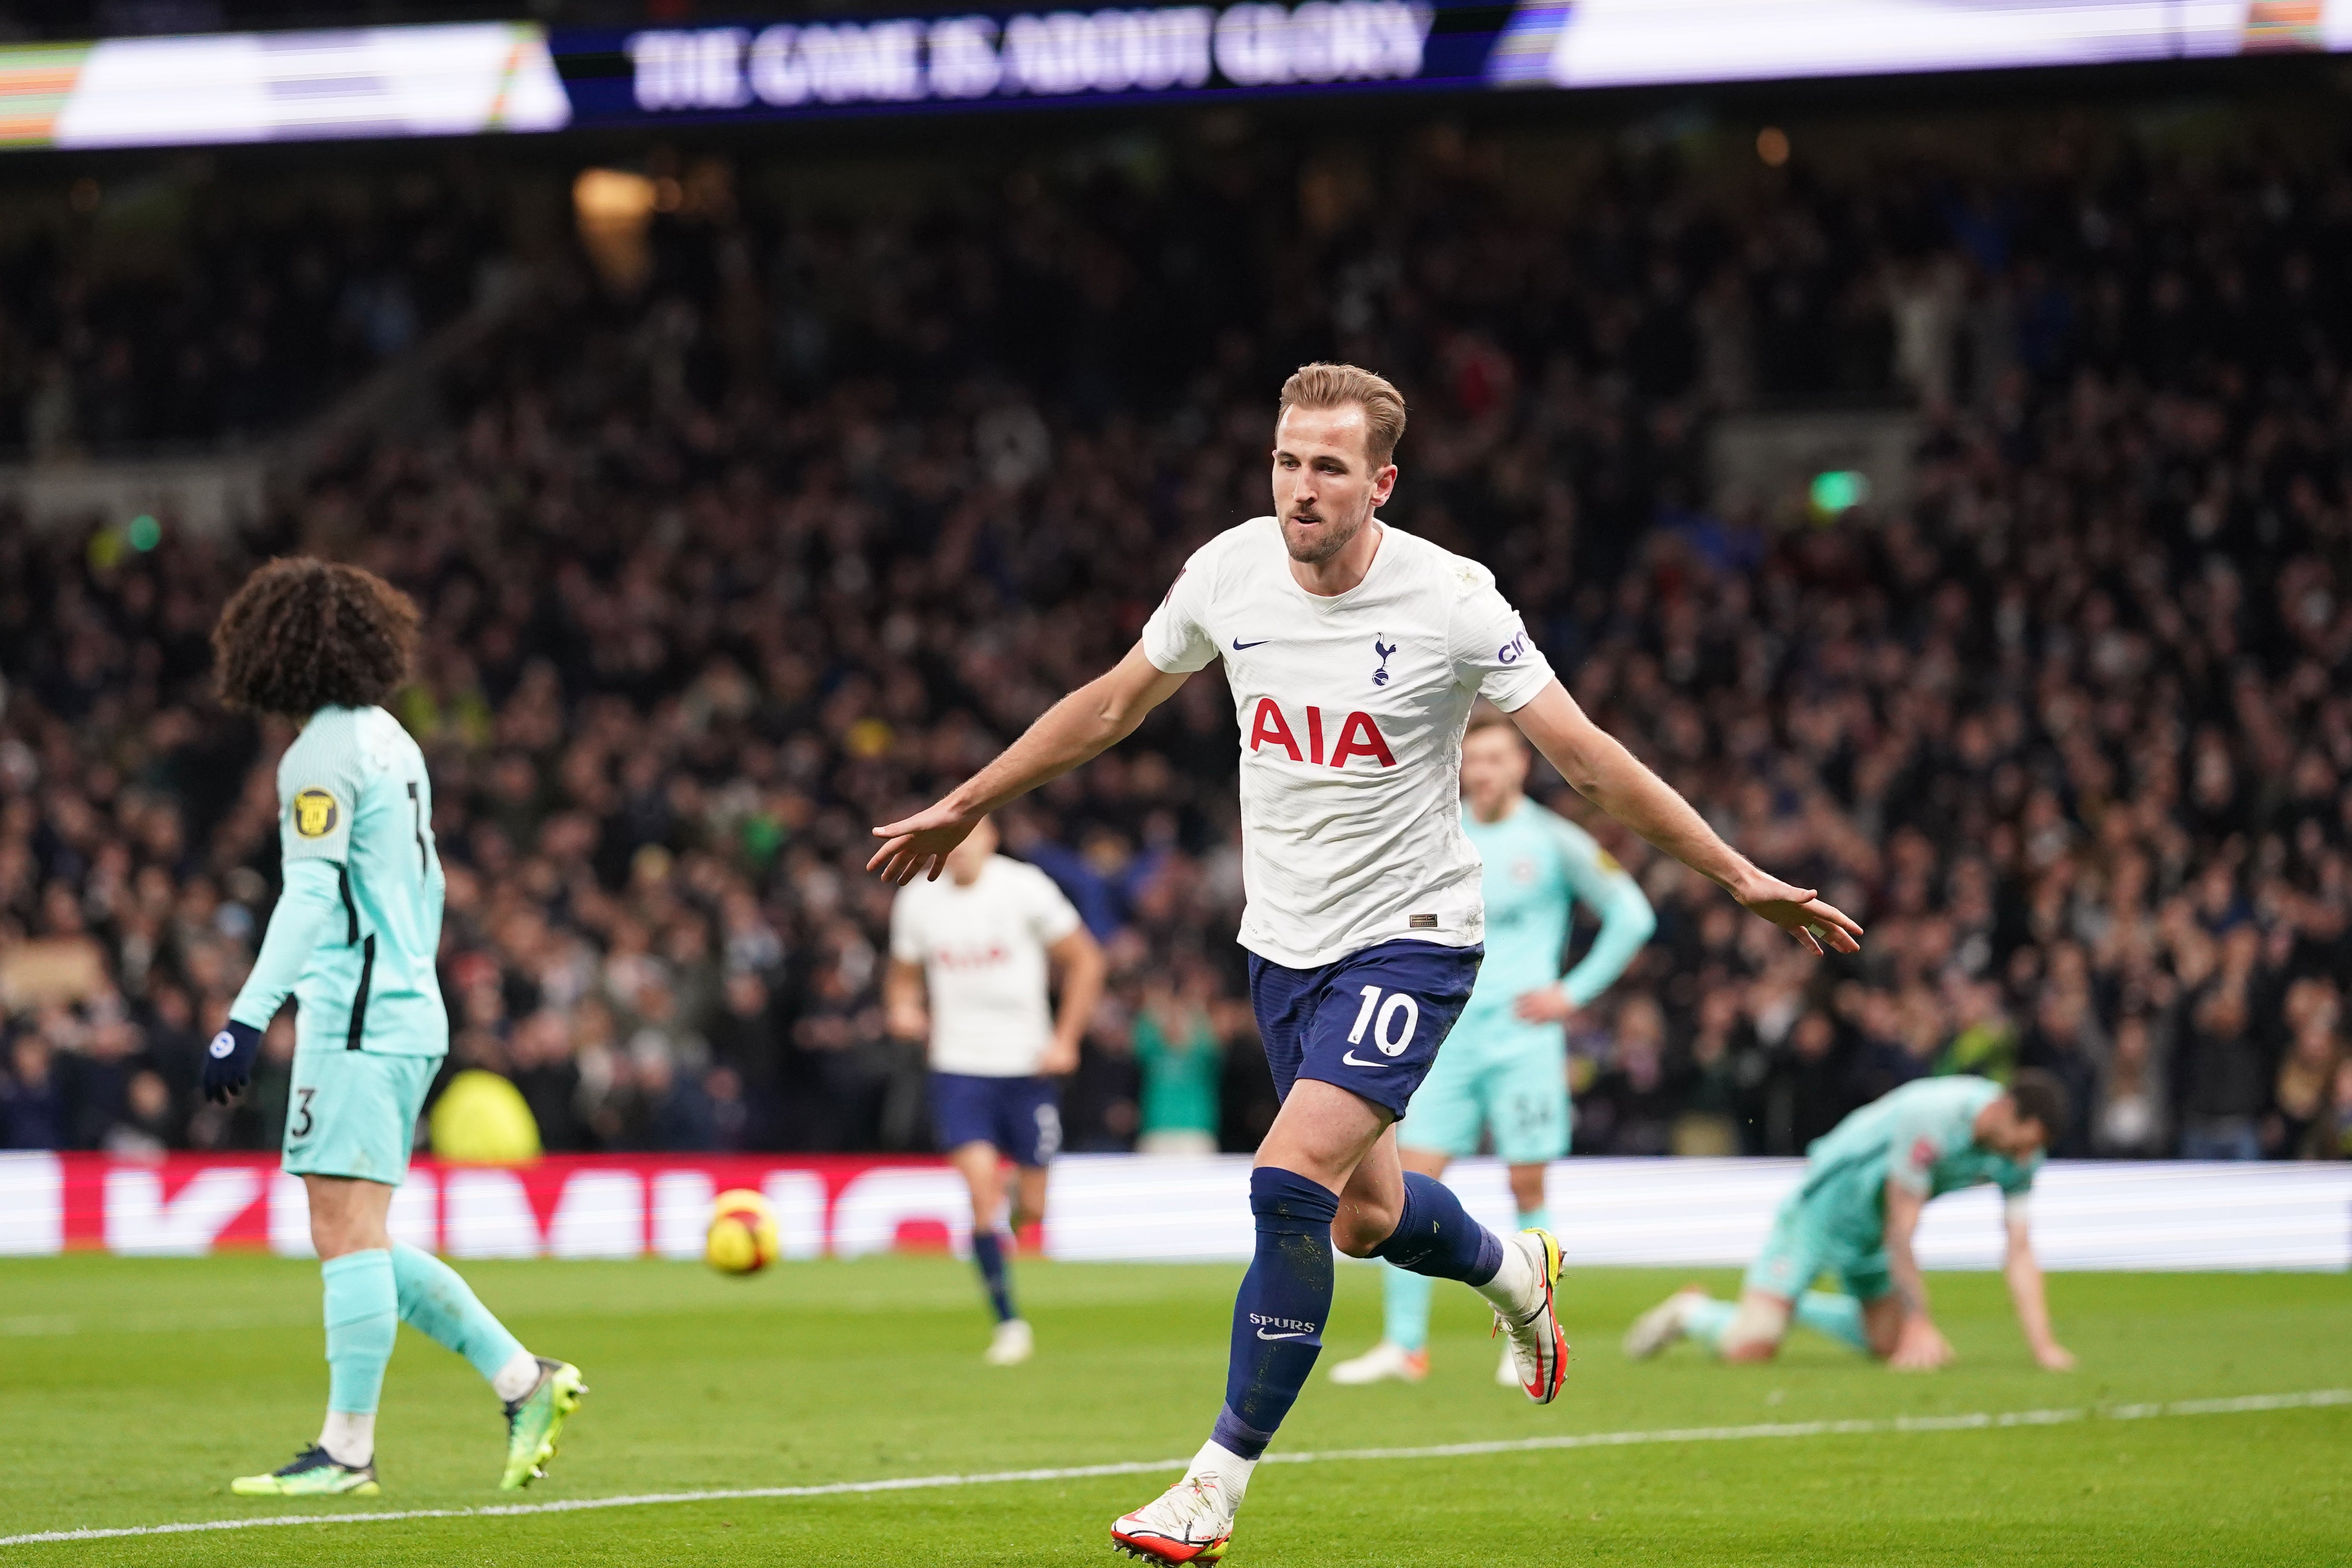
[1021,866,1085,945]
[1446,558,1553,711]
[1141,540,1220,674]
[887,886,926,965]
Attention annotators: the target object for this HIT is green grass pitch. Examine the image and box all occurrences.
[2,1253,2345,1564]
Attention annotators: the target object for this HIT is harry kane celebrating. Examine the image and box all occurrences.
[869,363,1863,1563]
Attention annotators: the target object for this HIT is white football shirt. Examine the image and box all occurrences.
[888,854,1084,1076]
[1142,517,1554,968]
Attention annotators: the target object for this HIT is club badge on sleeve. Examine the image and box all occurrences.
[292,788,340,838]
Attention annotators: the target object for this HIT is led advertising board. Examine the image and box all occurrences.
[0,2,2344,151]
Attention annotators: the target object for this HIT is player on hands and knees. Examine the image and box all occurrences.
[867,363,1862,1563]
[206,560,584,1498]
[1331,706,1654,1389]
[884,815,1106,1366]
[1624,1071,2075,1373]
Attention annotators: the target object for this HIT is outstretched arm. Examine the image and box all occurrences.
[1507,678,1863,955]
[2002,1208,2074,1371]
[1882,1179,1954,1370]
[869,643,1190,883]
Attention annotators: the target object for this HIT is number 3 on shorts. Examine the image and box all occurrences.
[1346,984,1420,1058]
[291,1086,316,1140]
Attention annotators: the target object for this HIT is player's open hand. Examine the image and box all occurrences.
[868,803,979,884]
[1735,874,1864,956]
[1889,1316,1954,1372]
[1513,985,1576,1024]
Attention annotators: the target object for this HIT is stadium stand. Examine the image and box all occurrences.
[1,111,2346,1162]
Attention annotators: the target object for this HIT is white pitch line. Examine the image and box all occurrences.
[4,1388,2343,1548]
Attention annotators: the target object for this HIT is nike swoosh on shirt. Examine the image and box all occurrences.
[1231,637,1269,649]
[1341,1051,1387,1068]
[1255,1328,1308,1340]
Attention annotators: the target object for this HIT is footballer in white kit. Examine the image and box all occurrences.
[885,816,1105,1365]
[870,363,1862,1563]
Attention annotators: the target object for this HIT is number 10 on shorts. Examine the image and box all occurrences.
[1347,985,1420,1057]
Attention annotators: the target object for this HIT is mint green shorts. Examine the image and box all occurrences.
[1395,1012,1569,1164]
[282,1049,441,1187]
[1744,1195,1893,1303]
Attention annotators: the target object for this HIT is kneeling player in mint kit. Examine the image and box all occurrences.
[1625,1072,2076,1372]
[203,559,584,1497]
[1331,705,1655,1388]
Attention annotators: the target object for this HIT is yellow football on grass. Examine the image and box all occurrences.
[705,1188,780,1275]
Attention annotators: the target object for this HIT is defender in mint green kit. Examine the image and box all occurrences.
[1331,706,1656,1387]
[1624,1072,2079,1372]
[200,559,585,1498]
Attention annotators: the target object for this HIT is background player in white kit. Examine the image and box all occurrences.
[885,816,1105,1365]
[870,363,1862,1563]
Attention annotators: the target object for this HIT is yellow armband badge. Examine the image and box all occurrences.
[291,788,341,838]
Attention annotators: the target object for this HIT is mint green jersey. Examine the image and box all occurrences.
[1794,1076,2039,1250]
[230,705,447,1056]
[1462,798,1655,1015]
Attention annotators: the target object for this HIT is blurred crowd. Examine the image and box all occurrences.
[0,167,499,457]
[2,106,2348,1163]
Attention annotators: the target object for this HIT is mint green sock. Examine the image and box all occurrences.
[321,1250,398,1415]
[1516,1207,1552,1235]
[391,1241,525,1385]
[1381,1261,1434,1353]
[1793,1290,1869,1352]
[1682,1296,1738,1353]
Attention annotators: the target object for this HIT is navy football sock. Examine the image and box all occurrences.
[971,1230,1016,1324]
[1368,1171,1504,1286]
[1210,1167,1338,1460]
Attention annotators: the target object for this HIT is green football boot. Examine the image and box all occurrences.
[231,1445,380,1497]
[500,1357,587,1490]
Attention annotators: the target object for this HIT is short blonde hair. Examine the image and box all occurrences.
[1278,362,1407,468]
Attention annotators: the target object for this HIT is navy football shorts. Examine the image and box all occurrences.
[929,1071,1062,1166]
[1247,939,1483,1119]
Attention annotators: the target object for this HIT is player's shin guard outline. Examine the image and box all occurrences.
[1217,1167,1338,1458]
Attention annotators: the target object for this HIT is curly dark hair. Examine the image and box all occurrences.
[211,558,419,717]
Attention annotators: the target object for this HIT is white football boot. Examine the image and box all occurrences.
[1491,1229,1569,1403]
[1328,1340,1429,1385]
[1495,1339,1522,1387]
[1622,1287,1707,1360]
[1111,1470,1240,1563]
[984,1318,1033,1366]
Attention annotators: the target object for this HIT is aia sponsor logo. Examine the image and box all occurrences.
[1247,698,1396,768]
[932,943,1012,969]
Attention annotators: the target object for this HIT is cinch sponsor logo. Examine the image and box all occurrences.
[1247,698,1395,767]
[1497,628,1530,664]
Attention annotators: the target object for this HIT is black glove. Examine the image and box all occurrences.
[202,1020,262,1104]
